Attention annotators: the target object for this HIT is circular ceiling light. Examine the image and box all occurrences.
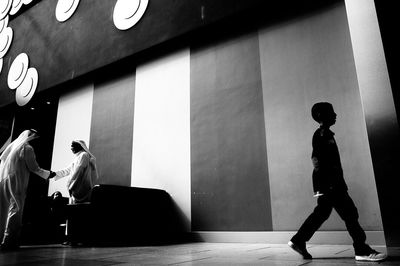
[56,0,80,22]
[23,0,34,4]
[9,0,23,16]
[113,0,149,30]
[0,0,12,21]
[0,27,12,58]
[0,16,8,34]
[16,67,38,106]
[8,53,29,90]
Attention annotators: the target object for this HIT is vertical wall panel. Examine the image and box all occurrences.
[90,67,135,186]
[345,0,399,246]
[191,32,272,231]
[259,3,383,231]
[49,83,94,196]
[131,49,191,231]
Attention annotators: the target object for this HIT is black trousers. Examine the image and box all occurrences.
[291,190,371,255]
[65,203,92,243]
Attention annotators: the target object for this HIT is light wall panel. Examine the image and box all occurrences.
[345,0,399,246]
[131,49,191,231]
[49,83,94,197]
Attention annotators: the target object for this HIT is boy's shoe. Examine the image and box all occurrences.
[288,240,312,259]
[355,250,387,262]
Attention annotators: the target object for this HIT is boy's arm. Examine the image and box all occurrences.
[311,131,327,170]
[311,156,320,170]
[311,132,324,196]
[312,158,324,197]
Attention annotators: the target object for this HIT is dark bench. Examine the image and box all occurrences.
[66,184,182,245]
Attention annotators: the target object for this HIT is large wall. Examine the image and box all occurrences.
[47,2,386,244]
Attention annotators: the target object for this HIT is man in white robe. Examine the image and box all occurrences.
[0,129,54,250]
[53,140,98,245]
[54,140,98,204]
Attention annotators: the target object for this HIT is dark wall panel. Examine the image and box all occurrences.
[373,0,400,247]
[191,31,272,231]
[89,66,135,186]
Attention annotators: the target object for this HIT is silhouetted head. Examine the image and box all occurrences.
[71,141,84,154]
[311,102,337,127]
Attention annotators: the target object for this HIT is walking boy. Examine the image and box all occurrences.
[288,102,386,262]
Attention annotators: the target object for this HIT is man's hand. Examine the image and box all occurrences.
[48,171,56,179]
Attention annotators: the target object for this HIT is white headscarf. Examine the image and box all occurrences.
[0,129,38,182]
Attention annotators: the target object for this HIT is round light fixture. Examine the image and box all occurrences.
[16,67,38,106]
[0,0,12,21]
[0,16,8,34]
[9,0,23,16]
[56,0,80,22]
[0,27,12,58]
[8,53,29,90]
[113,0,149,30]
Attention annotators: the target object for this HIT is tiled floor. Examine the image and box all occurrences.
[0,243,398,265]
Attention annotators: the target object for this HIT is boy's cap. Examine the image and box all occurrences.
[311,102,333,122]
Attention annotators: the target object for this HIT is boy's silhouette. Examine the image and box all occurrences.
[288,102,386,262]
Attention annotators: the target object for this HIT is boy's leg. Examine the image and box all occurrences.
[291,196,332,243]
[333,191,386,261]
[332,192,368,253]
[289,196,332,259]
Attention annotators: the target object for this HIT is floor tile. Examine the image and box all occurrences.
[0,242,397,265]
